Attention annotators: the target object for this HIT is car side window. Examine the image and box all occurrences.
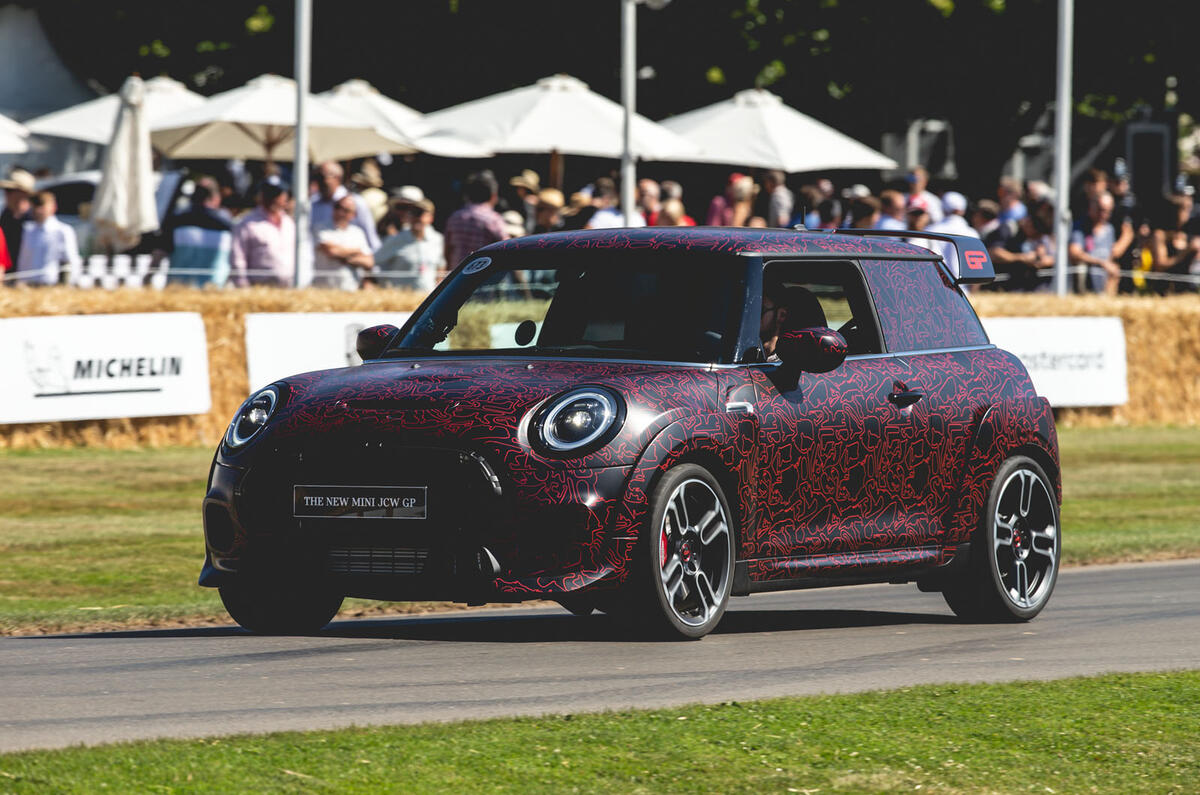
[762,260,883,356]
[860,259,988,352]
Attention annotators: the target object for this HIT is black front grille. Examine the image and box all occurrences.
[238,441,504,535]
[328,546,429,575]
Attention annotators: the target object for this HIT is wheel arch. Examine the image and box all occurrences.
[1012,443,1061,504]
[944,397,1061,546]
[615,414,755,556]
[651,448,745,549]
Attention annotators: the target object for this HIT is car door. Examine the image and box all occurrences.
[751,357,918,562]
[859,258,993,541]
[746,259,929,566]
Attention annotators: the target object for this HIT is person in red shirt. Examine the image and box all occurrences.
[659,180,696,226]
[638,179,661,226]
[0,226,11,274]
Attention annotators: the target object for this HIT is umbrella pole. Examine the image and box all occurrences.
[293,0,312,289]
[620,0,637,225]
[549,149,564,191]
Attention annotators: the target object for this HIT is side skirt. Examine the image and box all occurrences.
[732,544,970,596]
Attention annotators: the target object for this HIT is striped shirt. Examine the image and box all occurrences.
[444,202,508,269]
[231,207,295,287]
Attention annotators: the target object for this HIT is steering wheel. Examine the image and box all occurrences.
[837,317,861,352]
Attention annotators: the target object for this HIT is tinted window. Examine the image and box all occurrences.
[762,260,883,356]
[392,251,747,363]
[861,259,988,351]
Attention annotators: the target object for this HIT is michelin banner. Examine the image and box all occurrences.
[245,312,412,392]
[981,316,1128,407]
[0,313,211,424]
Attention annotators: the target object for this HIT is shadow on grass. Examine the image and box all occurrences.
[34,606,958,643]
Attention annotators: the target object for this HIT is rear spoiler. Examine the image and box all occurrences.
[828,228,995,285]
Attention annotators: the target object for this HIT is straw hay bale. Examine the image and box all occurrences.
[971,293,1200,427]
[0,287,424,450]
[0,289,1195,449]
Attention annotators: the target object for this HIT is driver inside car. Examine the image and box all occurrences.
[759,281,790,361]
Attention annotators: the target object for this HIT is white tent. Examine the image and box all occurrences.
[319,79,425,145]
[659,88,897,172]
[0,5,94,121]
[25,76,206,147]
[0,112,29,154]
[150,74,415,163]
[414,74,698,161]
[0,5,97,172]
[92,77,158,252]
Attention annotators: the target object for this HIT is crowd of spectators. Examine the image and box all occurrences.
[1,158,1197,294]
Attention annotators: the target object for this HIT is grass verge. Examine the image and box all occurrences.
[1057,426,1200,563]
[0,671,1196,792]
[0,426,1197,635]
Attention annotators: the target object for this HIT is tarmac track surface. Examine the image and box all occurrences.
[1,559,1197,752]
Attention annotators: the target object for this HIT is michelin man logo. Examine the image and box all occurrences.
[24,342,69,394]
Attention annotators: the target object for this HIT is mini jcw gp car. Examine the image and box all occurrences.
[202,227,1061,639]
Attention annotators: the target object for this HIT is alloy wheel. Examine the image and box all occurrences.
[657,478,732,628]
[992,467,1058,610]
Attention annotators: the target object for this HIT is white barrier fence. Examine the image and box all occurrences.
[245,312,413,392]
[0,312,1127,425]
[981,317,1128,407]
[0,313,211,424]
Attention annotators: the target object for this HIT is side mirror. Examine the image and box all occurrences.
[775,326,848,373]
[356,324,401,362]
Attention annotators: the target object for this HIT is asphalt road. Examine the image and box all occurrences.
[2,559,1197,753]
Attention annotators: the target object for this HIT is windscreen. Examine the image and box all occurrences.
[390,252,746,363]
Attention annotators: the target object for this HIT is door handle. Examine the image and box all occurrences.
[887,389,925,408]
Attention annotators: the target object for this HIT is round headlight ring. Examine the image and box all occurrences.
[536,387,624,454]
[226,387,279,449]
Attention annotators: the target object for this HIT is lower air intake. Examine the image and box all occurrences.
[328,547,429,576]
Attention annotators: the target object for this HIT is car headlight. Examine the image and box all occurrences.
[224,386,279,449]
[534,387,624,454]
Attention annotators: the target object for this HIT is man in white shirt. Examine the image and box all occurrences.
[312,194,374,290]
[925,191,981,276]
[310,161,381,252]
[374,197,444,291]
[586,177,646,229]
[763,170,794,228]
[875,190,908,231]
[906,166,944,224]
[15,192,80,286]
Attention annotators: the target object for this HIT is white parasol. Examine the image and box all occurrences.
[91,76,159,252]
[413,74,698,161]
[149,74,414,163]
[319,79,425,145]
[0,111,29,154]
[24,76,206,146]
[659,88,898,172]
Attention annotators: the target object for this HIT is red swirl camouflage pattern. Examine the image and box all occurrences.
[201,227,1058,605]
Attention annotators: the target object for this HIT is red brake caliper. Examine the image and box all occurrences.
[660,518,670,568]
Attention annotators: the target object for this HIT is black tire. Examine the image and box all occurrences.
[944,455,1061,622]
[622,463,736,640]
[219,578,344,635]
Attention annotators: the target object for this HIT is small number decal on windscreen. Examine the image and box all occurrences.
[463,257,492,275]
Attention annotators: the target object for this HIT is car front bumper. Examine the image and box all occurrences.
[201,439,638,601]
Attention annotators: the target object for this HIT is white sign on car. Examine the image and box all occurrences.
[0,312,211,424]
[981,316,1128,407]
[244,312,413,393]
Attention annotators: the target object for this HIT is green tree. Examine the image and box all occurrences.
[32,0,1200,195]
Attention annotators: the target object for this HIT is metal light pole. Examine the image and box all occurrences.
[1052,0,1074,296]
[293,0,312,287]
[620,0,637,226]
